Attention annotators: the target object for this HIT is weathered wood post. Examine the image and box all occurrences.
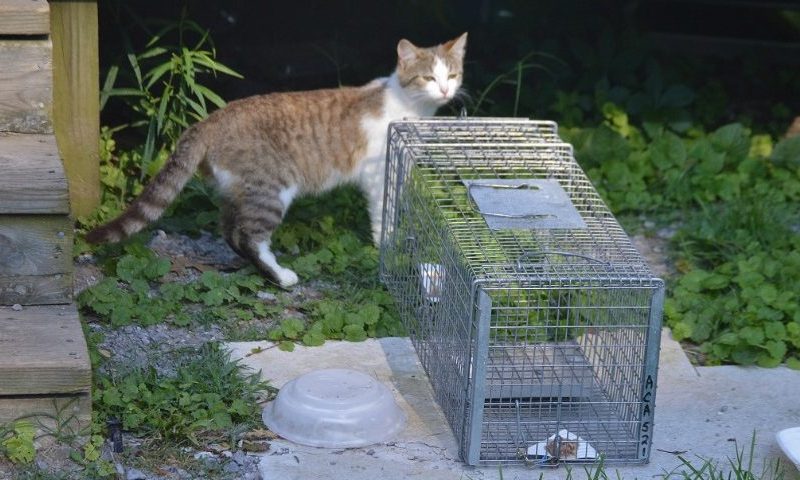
[50,0,101,217]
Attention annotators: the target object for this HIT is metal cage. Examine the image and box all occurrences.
[379,118,664,466]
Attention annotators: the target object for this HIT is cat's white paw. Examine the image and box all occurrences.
[276,268,299,288]
[256,240,299,288]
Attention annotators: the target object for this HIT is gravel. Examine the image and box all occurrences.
[126,468,148,480]
[148,230,246,271]
[630,233,673,279]
[93,322,224,377]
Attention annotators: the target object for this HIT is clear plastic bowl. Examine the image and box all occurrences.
[262,368,406,448]
[777,427,800,472]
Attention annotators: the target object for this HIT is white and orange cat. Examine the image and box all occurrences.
[88,33,468,288]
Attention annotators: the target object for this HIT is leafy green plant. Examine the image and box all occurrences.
[101,10,242,176]
[666,200,800,367]
[94,343,268,444]
[80,11,238,234]
[78,242,270,327]
[565,114,800,366]
[268,288,403,351]
[0,420,36,464]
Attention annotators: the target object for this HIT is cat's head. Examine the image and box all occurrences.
[395,33,467,106]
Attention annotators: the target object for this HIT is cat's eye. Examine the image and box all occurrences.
[422,75,436,82]
[448,73,460,79]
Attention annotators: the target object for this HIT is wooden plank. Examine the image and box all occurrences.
[0,393,90,432]
[0,39,52,134]
[51,0,100,217]
[0,0,50,35]
[0,272,72,305]
[0,133,69,214]
[0,214,72,305]
[0,304,91,395]
[0,216,72,276]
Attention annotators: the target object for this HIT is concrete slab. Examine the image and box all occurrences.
[227,330,800,480]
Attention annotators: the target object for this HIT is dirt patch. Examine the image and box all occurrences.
[631,233,674,280]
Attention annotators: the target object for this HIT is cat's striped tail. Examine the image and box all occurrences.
[86,125,207,244]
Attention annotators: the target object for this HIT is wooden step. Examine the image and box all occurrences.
[0,133,72,305]
[0,133,68,214]
[0,214,73,305]
[0,303,90,429]
[0,38,53,134]
[0,0,49,36]
[0,0,52,134]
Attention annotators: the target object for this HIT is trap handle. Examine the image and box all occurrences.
[516,251,609,269]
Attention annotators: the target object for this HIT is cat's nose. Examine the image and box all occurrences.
[439,85,449,96]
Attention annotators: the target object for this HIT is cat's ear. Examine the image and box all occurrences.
[444,32,468,58]
[397,39,419,66]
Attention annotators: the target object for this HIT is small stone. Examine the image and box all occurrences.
[232,450,248,465]
[221,450,234,458]
[242,439,270,452]
[657,227,677,239]
[208,442,230,453]
[643,220,656,229]
[257,291,277,302]
[193,451,216,461]
[126,468,148,480]
[223,462,241,473]
[11,304,22,311]
[719,405,729,413]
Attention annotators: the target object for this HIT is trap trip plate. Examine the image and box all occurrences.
[464,179,587,230]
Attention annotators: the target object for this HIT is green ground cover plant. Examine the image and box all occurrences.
[563,107,800,366]
[0,421,35,465]
[93,344,268,444]
[78,241,270,328]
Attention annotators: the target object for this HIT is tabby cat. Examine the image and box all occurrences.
[87,34,467,288]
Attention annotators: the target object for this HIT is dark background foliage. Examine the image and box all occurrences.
[99,0,800,136]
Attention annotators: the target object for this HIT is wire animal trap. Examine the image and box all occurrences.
[379,118,664,466]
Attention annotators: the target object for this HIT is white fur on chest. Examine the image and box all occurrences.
[357,76,437,179]
[361,91,416,160]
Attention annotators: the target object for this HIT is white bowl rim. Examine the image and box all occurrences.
[262,368,407,448]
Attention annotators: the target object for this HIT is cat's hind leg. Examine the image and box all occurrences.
[221,184,299,288]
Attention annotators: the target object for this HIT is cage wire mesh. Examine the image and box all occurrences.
[379,117,664,466]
